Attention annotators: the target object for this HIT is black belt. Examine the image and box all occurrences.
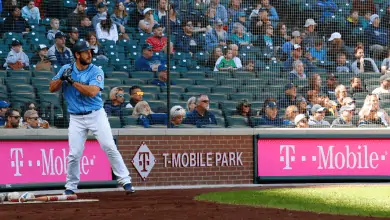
[70,110,99,116]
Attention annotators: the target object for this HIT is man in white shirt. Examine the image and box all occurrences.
[214,44,242,71]
[372,74,390,96]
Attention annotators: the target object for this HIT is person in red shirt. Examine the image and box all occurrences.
[146,24,171,52]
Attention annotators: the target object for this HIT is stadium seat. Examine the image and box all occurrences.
[123,78,145,86]
[5,77,30,85]
[215,117,225,127]
[105,78,122,87]
[142,85,161,93]
[230,93,253,101]
[219,78,243,87]
[130,71,155,79]
[160,85,185,93]
[0,85,8,100]
[106,71,129,79]
[181,71,206,79]
[108,116,122,128]
[9,84,34,93]
[208,93,228,101]
[226,116,249,128]
[142,93,157,100]
[173,78,194,85]
[8,70,32,78]
[147,100,167,112]
[186,85,211,93]
[158,92,180,101]
[207,71,232,79]
[212,86,236,94]
[195,79,218,87]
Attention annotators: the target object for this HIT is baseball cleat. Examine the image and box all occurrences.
[63,189,75,195]
[123,183,135,194]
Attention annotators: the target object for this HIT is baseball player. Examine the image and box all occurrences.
[49,41,135,195]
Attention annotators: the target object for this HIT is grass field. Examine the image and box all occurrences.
[196,185,390,217]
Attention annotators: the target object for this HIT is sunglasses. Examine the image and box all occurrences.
[201,100,209,103]
[348,101,356,105]
[317,111,325,114]
[243,105,250,108]
[300,119,308,123]
[11,115,20,119]
[116,94,125,98]
[28,117,39,121]
[134,91,144,96]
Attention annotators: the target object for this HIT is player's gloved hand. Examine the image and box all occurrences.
[61,67,72,81]
[65,74,75,85]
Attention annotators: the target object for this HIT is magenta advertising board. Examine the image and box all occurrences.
[0,140,113,185]
[257,138,390,181]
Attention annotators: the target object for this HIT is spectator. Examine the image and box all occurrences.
[228,11,249,34]
[302,18,318,49]
[284,44,315,72]
[4,40,29,70]
[352,0,376,15]
[243,59,255,72]
[139,8,158,34]
[3,6,30,34]
[135,43,165,71]
[364,14,388,59]
[205,19,228,51]
[111,2,128,35]
[230,22,251,47]
[146,24,168,52]
[186,96,196,113]
[331,105,355,127]
[215,47,238,71]
[309,39,326,62]
[96,14,119,42]
[306,89,319,109]
[169,105,186,128]
[382,4,390,30]
[320,95,338,116]
[296,97,309,115]
[21,0,40,23]
[351,46,379,74]
[66,27,80,49]
[175,18,205,53]
[85,32,107,62]
[227,0,244,23]
[344,9,364,47]
[67,0,87,29]
[160,3,181,35]
[153,0,166,23]
[78,15,95,39]
[22,110,49,129]
[288,60,307,80]
[322,73,339,96]
[341,97,356,110]
[359,95,389,127]
[250,7,270,36]
[214,43,242,71]
[92,2,108,29]
[349,76,367,95]
[331,52,352,73]
[0,101,10,126]
[381,48,390,74]
[3,0,19,15]
[104,87,126,118]
[260,0,279,22]
[132,101,168,128]
[300,73,322,95]
[209,0,228,24]
[254,101,284,127]
[274,22,290,48]
[279,83,297,108]
[151,65,175,86]
[206,46,223,68]
[282,30,302,58]
[335,84,348,106]
[183,94,217,128]
[47,32,74,66]
[294,114,309,128]
[126,86,144,108]
[31,44,52,71]
[47,18,60,41]
[234,99,253,127]
[315,0,337,23]
[361,10,372,28]
[128,0,145,28]
[308,104,330,126]
[327,32,350,62]
[4,108,21,128]
[284,105,299,126]
[371,74,390,96]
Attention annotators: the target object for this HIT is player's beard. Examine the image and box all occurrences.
[80,57,92,65]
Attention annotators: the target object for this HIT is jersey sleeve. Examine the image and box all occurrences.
[89,66,104,90]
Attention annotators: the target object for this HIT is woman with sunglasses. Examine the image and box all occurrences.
[104,87,126,120]
[139,7,158,34]
[235,99,253,127]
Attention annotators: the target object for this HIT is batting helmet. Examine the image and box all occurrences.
[72,41,91,54]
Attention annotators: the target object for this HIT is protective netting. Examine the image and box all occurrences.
[0,0,390,129]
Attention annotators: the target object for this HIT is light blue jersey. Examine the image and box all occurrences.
[53,63,104,114]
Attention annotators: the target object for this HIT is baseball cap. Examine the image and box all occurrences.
[152,24,161,30]
[78,0,86,6]
[291,31,301,37]
[97,2,107,8]
[37,44,48,51]
[24,110,39,119]
[296,96,307,103]
[328,32,341,41]
[238,11,246,17]
[294,114,307,125]
[143,8,154,15]
[69,27,79,33]
[215,18,223,25]
[339,105,355,113]
[284,82,296,90]
[265,101,277,108]
[380,74,390,82]
[311,104,326,113]
[0,101,10,108]
[55,31,67,39]
[326,73,337,80]
[11,40,21,46]
[293,44,301,50]
[72,40,91,53]
[158,64,167,72]
[304,18,317,27]
[370,14,379,24]
[142,43,153,50]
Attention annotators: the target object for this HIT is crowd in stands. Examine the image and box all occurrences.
[1,0,390,129]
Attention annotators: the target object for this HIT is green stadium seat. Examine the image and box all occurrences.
[227,116,249,128]
[108,116,122,128]
[220,100,239,110]
[106,71,129,79]
[34,84,50,93]
[160,85,185,93]
[148,100,167,112]
[105,78,122,87]
[32,78,50,86]
[5,77,30,85]
[219,78,243,87]
[208,93,228,101]
[186,85,211,93]
[123,116,140,127]
[142,85,161,93]
[142,92,157,100]
[181,92,200,101]
[365,78,380,86]
[11,92,36,103]
[230,92,253,101]
[181,71,206,79]
[195,79,218,87]
[123,78,145,86]
[0,70,6,78]
[353,92,369,100]
[130,71,154,79]
[158,92,180,101]
[128,51,141,60]
[212,85,236,94]
[215,117,225,127]
[9,84,34,93]
[172,100,187,108]
[33,70,55,78]
[169,72,181,80]
[234,71,256,79]
[7,70,31,78]
[208,109,223,117]
[0,85,8,100]
[173,78,194,85]
[207,71,232,80]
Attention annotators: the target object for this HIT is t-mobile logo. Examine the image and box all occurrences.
[10,148,23,176]
[280,145,295,170]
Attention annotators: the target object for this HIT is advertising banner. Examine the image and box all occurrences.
[257,138,390,180]
[0,140,112,185]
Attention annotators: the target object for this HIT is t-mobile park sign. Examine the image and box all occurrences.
[0,140,112,185]
[257,138,390,178]
[132,142,244,180]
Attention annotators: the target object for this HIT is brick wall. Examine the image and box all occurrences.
[117,135,254,186]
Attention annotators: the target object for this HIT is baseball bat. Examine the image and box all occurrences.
[20,195,78,203]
